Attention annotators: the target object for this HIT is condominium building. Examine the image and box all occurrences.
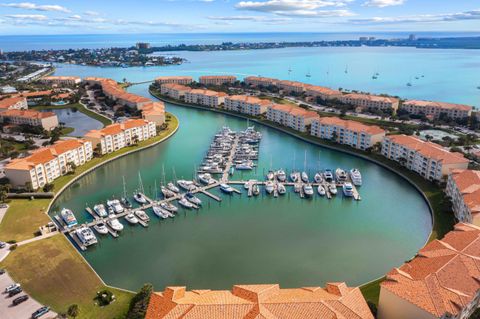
[378,223,480,319]
[160,83,191,100]
[340,93,400,113]
[146,283,374,319]
[85,119,157,155]
[184,89,227,108]
[305,85,343,101]
[244,76,279,87]
[40,76,82,86]
[311,117,385,150]
[446,169,480,225]
[224,95,271,116]
[199,75,237,86]
[5,139,93,190]
[381,135,469,181]
[154,76,193,85]
[141,102,166,126]
[0,96,28,112]
[402,99,473,120]
[266,104,318,132]
[0,109,59,131]
[277,80,306,94]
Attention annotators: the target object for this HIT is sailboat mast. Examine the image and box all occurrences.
[138,171,145,194]
[122,176,127,198]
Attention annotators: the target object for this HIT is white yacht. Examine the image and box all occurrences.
[329,184,338,195]
[219,183,234,194]
[303,184,314,197]
[343,183,354,197]
[125,213,139,224]
[252,184,260,196]
[133,192,148,204]
[134,210,150,223]
[323,169,334,182]
[152,205,169,218]
[76,226,98,246]
[93,222,109,235]
[107,216,124,231]
[277,183,286,195]
[177,180,196,191]
[185,193,202,206]
[107,199,124,214]
[198,173,215,185]
[317,185,326,196]
[266,171,274,181]
[301,172,309,183]
[60,208,77,227]
[167,182,180,193]
[265,181,274,194]
[121,197,133,208]
[335,168,348,183]
[236,161,253,170]
[244,179,257,189]
[161,186,175,198]
[276,170,286,182]
[160,202,178,213]
[93,204,108,218]
[314,173,323,183]
[290,171,299,182]
[350,169,362,186]
[178,197,195,209]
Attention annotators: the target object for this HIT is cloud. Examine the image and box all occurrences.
[84,10,100,16]
[350,9,480,24]
[5,13,47,20]
[207,15,291,22]
[363,0,404,8]
[235,0,354,18]
[1,2,70,13]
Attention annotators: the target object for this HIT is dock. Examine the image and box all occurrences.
[68,231,86,251]
[199,188,222,202]
[85,207,99,220]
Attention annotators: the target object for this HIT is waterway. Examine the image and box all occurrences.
[50,100,432,291]
[41,107,103,136]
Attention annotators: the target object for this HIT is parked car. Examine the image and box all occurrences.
[0,203,8,208]
[4,283,20,293]
[0,241,6,249]
[32,306,50,318]
[0,269,5,275]
[12,295,29,306]
[8,286,22,297]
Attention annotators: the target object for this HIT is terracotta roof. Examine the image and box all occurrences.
[0,96,26,109]
[342,93,398,104]
[145,283,373,319]
[268,104,318,119]
[188,89,228,97]
[226,95,272,106]
[381,223,480,317]
[161,83,191,91]
[386,135,469,165]
[0,109,56,119]
[156,76,193,81]
[450,170,480,214]
[199,75,236,79]
[18,90,53,98]
[403,100,472,112]
[314,117,385,135]
[244,76,279,83]
[85,119,152,138]
[305,85,342,97]
[277,80,305,88]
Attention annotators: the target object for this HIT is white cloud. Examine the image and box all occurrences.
[363,0,405,8]
[1,2,70,13]
[208,15,291,22]
[350,9,480,24]
[5,13,47,20]
[84,10,100,16]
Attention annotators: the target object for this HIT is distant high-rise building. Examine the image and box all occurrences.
[359,37,369,41]
[408,34,417,41]
[136,42,151,49]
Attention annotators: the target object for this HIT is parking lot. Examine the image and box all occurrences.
[0,271,56,319]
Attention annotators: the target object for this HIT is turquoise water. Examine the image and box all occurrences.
[50,101,432,291]
[42,108,103,136]
[53,46,480,106]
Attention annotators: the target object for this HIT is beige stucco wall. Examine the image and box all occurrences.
[378,288,437,319]
[442,162,469,176]
[41,116,59,131]
[5,168,33,189]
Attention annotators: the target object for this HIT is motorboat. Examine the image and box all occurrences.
[121,197,132,208]
[107,216,124,231]
[93,222,109,235]
[277,183,286,195]
[160,202,178,213]
[229,167,235,176]
[323,169,334,182]
[266,171,274,181]
[93,204,108,218]
[265,181,274,194]
[198,173,215,185]
[290,171,299,182]
[125,213,139,224]
[303,184,314,197]
[108,207,114,215]
[329,184,338,195]
[301,172,309,183]
[276,170,286,182]
[167,182,180,193]
[60,208,77,227]
[75,226,98,246]
[335,168,348,183]
[317,185,326,196]
[220,183,234,194]
[350,169,362,186]
[177,180,196,191]
[343,182,354,197]
[185,192,202,206]
[152,205,169,218]
[252,183,260,196]
[134,210,150,222]
[314,173,323,183]
[178,197,195,209]
[161,186,175,198]
[107,199,124,214]
[244,179,257,189]
[236,161,253,170]
[133,192,148,204]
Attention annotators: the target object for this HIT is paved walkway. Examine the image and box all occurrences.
[17,232,59,247]
[0,271,57,319]
[0,205,9,225]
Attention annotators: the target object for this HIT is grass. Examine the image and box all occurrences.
[0,234,132,319]
[32,103,113,127]
[60,126,75,136]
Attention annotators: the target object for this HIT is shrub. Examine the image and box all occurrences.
[9,244,17,251]
[126,283,153,319]
[95,289,115,306]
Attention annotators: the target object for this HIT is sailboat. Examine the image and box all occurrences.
[406,78,413,87]
[344,65,348,74]
[121,176,132,208]
[133,172,148,204]
[306,70,311,78]
[288,66,292,74]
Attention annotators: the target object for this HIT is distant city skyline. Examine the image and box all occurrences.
[0,0,479,35]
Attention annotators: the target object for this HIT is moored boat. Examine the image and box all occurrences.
[323,169,334,182]
[152,205,170,218]
[290,171,299,182]
[160,202,178,213]
[329,184,337,195]
[75,226,98,246]
[167,182,180,193]
[178,197,195,209]
[314,173,323,183]
[134,210,150,222]
[161,186,175,198]
[265,181,274,194]
[107,216,124,231]
[343,182,354,197]
[301,172,309,183]
[133,192,148,204]
[185,192,202,206]
[93,222,108,235]
[303,184,314,197]
[93,204,108,218]
[198,173,215,185]
[277,183,286,195]
[107,199,124,213]
[335,168,348,183]
[266,171,274,181]
[60,208,78,227]
[125,213,139,224]
[349,169,362,186]
[317,185,326,196]
[252,183,260,196]
[276,170,286,182]
[219,183,234,194]
[121,197,133,208]
[177,180,196,191]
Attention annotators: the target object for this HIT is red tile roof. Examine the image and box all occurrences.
[226,95,272,106]
[0,96,26,109]
[1,109,56,119]
[403,100,472,112]
[85,119,152,138]
[315,117,385,135]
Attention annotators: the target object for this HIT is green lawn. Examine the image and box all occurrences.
[0,234,132,319]
[32,103,113,127]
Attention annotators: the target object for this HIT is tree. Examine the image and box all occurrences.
[43,183,54,192]
[67,304,79,318]
[0,184,9,202]
[126,283,153,319]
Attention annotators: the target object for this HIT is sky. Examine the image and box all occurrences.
[0,0,479,35]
